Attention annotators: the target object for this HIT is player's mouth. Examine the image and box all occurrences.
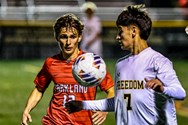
[65,47,73,51]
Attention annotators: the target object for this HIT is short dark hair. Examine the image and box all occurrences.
[53,13,84,40]
[116,4,152,40]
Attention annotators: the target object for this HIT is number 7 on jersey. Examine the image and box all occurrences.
[124,94,132,110]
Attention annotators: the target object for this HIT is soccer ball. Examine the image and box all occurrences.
[72,53,106,87]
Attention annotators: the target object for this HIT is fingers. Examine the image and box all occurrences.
[28,114,32,123]
[145,78,164,92]
[21,113,32,125]
[65,102,74,114]
[21,121,28,125]
[65,103,71,114]
[21,116,28,125]
[92,111,107,125]
[144,78,149,82]
[65,100,83,114]
[145,78,156,89]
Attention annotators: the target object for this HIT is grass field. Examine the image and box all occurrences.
[0,58,187,125]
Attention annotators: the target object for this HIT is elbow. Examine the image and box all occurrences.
[176,89,186,100]
[181,90,186,100]
[180,87,186,100]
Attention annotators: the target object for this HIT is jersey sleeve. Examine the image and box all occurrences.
[82,97,114,112]
[34,59,51,91]
[99,71,114,91]
[155,57,186,100]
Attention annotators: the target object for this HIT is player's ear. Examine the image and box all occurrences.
[132,26,136,38]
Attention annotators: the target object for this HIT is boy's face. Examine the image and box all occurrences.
[57,27,81,58]
[116,25,133,51]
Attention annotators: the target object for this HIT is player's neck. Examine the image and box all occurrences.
[61,49,80,61]
[131,40,148,55]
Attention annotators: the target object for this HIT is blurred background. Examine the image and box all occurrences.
[0,0,188,59]
[0,0,188,125]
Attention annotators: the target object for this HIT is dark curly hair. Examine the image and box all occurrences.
[116,4,152,40]
[53,13,84,40]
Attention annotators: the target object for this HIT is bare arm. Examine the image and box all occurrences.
[21,86,44,125]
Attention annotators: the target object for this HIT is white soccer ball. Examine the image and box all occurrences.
[72,53,107,87]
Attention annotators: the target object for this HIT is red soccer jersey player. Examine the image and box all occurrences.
[21,13,114,125]
[35,50,114,125]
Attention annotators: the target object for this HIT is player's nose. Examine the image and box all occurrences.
[116,35,121,40]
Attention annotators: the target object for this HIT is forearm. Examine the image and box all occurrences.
[158,74,186,100]
[82,97,114,112]
[156,60,186,100]
[23,87,43,113]
[163,84,186,100]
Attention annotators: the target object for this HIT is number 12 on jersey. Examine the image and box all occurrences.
[63,95,75,107]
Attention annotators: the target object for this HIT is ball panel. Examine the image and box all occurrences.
[72,53,106,87]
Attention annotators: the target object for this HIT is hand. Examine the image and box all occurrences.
[92,111,108,125]
[21,112,32,125]
[65,100,83,114]
[145,78,164,92]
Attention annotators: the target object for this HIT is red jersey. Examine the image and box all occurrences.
[34,50,114,125]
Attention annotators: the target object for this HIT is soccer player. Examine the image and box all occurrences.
[65,4,186,125]
[80,2,103,57]
[21,13,114,125]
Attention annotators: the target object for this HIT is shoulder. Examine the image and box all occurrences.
[116,54,131,65]
[44,53,61,67]
[150,48,170,62]
[147,48,173,69]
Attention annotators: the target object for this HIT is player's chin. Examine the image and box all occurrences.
[64,48,74,53]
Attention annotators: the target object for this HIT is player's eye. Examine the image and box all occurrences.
[59,35,68,39]
[70,35,77,39]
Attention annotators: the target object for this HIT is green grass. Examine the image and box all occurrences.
[0,58,187,125]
